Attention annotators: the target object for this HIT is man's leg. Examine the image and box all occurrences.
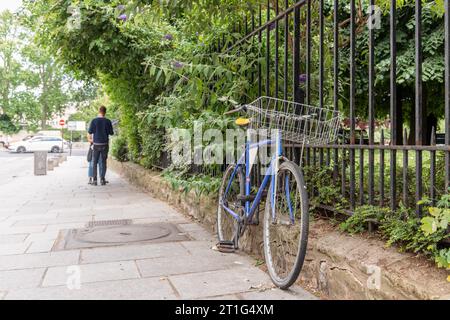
[92,146,101,184]
[88,159,94,184]
[99,146,108,184]
[98,156,103,178]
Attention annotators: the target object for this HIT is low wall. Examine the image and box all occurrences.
[110,159,450,300]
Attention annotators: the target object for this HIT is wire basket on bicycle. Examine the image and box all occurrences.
[244,96,341,146]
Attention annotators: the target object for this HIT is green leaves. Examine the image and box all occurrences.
[420,216,438,236]
[336,191,450,275]
[434,249,450,269]
[420,207,450,236]
[339,205,390,235]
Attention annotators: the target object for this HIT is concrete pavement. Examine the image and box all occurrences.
[0,155,316,300]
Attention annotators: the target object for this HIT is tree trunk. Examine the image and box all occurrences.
[41,104,48,129]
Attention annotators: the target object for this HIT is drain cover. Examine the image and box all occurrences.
[76,224,171,244]
[86,219,132,228]
[53,222,190,250]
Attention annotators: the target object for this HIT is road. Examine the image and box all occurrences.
[0,148,87,158]
[0,149,88,186]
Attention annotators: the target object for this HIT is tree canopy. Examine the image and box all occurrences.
[20,0,448,163]
[0,7,96,133]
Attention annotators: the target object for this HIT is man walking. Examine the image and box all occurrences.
[87,106,114,186]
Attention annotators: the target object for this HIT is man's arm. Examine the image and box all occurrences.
[108,120,114,136]
[87,120,95,143]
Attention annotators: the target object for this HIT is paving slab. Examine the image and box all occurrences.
[5,277,177,300]
[179,241,255,266]
[0,268,46,290]
[136,252,240,278]
[44,222,87,233]
[0,221,15,228]
[26,240,56,253]
[43,261,140,287]
[178,223,216,241]
[0,226,46,235]
[6,213,59,222]
[25,230,61,242]
[168,266,272,299]
[0,243,29,256]
[0,234,28,245]
[0,250,80,271]
[13,216,91,227]
[80,242,188,264]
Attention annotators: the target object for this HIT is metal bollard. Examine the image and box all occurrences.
[34,151,47,176]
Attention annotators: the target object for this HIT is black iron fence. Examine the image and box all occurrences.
[209,0,450,215]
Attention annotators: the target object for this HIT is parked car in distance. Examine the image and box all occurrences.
[7,136,69,153]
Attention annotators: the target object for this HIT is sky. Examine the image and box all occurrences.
[0,0,23,13]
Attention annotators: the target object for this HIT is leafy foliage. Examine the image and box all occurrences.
[111,134,129,162]
[337,195,450,271]
[24,0,261,170]
[162,170,222,197]
[340,205,390,234]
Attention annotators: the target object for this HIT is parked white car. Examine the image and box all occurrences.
[7,136,69,153]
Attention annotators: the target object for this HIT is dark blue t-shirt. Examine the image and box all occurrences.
[88,117,114,144]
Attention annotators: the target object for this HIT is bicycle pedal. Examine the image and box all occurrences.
[216,241,236,253]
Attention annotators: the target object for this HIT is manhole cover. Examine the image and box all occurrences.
[76,224,171,244]
[53,222,190,250]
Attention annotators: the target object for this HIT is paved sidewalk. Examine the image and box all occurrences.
[0,156,316,300]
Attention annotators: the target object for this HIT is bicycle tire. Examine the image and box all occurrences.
[217,164,245,249]
[263,161,309,289]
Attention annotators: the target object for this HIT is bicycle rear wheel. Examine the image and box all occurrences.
[263,161,309,289]
[217,164,244,248]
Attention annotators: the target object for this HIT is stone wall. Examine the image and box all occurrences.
[110,159,450,300]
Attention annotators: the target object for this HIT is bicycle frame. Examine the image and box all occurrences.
[220,131,284,224]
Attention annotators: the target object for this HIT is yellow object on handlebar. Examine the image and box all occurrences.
[235,118,250,126]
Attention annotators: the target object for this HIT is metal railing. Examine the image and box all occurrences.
[206,0,450,215]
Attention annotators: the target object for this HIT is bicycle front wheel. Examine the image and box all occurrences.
[217,164,244,248]
[263,161,309,289]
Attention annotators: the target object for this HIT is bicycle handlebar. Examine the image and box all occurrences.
[224,105,247,115]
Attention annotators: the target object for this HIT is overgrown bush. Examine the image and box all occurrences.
[303,164,348,211]
[340,205,390,234]
[111,135,129,162]
[339,193,450,272]
[162,170,222,197]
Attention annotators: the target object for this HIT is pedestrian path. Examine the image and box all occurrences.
[0,156,316,300]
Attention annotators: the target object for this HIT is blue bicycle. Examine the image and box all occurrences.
[217,97,340,289]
